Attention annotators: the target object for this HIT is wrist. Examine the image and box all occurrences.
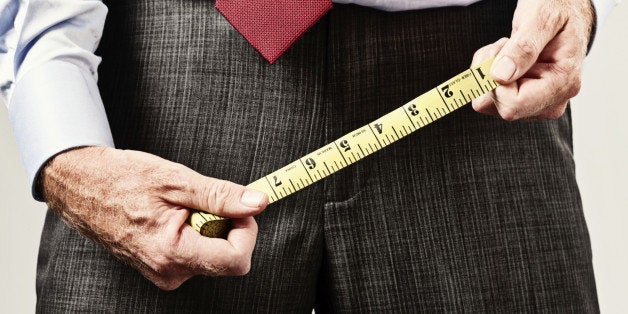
[40,146,110,203]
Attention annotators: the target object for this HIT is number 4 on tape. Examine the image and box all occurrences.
[189,58,500,237]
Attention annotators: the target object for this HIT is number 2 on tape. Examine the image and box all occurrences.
[188,58,500,238]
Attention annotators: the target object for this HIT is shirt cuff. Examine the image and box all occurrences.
[9,60,114,201]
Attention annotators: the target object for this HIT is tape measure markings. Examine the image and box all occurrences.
[189,58,500,237]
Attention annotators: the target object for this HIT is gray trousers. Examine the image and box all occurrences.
[36,0,598,312]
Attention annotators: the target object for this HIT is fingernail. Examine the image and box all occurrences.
[492,56,516,81]
[240,189,266,208]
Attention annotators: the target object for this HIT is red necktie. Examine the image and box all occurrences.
[216,0,333,64]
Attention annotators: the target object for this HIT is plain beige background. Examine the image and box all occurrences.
[1,4,627,313]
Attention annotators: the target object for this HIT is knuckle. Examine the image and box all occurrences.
[156,278,184,291]
[155,164,189,194]
[544,107,567,120]
[546,73,568,100]
[121,205,149,226]
[166,163,188,184]
[139,162,161,182]
[513,36,538,60]
[237,260,252,276]
[499,106,520,122]
[226,249,251,276]
[567,77,582,98]
[555,59,579,76]
[564,44,581,60]
[539,8,564,31]
[547,112,564,120]
[207,179,231,210]
[232,256,252,276]
[541,111,563,120]
[192,179,231,212]
[147,253,178,278]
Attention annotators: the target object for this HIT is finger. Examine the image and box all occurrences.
[191,177,268,217]
[471,38,507,117]
[224,216,258,274]
[488,37,509,58]
[527,101,569,121]
[538,23,584,63]
[178,217,257,276]
[146,271,192,291]
[471,37,508,67]
[492,63,571,121]
[524,61,580,107]
[491,5,567,84]
[472,93,499,117]
[471,43,494,113]
[471,45,491,68]
[491,81,524,121]
[165,166,268,218]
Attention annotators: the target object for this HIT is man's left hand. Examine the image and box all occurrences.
[471,0,594,121]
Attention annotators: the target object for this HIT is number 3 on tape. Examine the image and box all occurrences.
[188,58,500,238]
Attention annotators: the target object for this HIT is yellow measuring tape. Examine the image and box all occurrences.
[188,58,500,238]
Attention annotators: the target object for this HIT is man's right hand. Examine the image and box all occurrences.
[40,146,268,290]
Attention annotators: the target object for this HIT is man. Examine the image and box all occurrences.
[0,0,616,311]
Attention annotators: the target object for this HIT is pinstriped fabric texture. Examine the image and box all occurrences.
[317,3,597,312]
[35,0,598,312]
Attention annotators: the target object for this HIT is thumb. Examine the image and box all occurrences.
[167,167,268,218]
[491,14,564,84]
[192,178,268,218]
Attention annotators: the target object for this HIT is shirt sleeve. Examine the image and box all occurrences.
[592,0,621,27]
[0,0,19,100]
[332,0,481,12]
[1,0,114,201]
[0,0,620,203]
[588,0,620,52]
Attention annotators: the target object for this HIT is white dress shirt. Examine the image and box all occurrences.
[0,0,620,200]
[335,0,480,11]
